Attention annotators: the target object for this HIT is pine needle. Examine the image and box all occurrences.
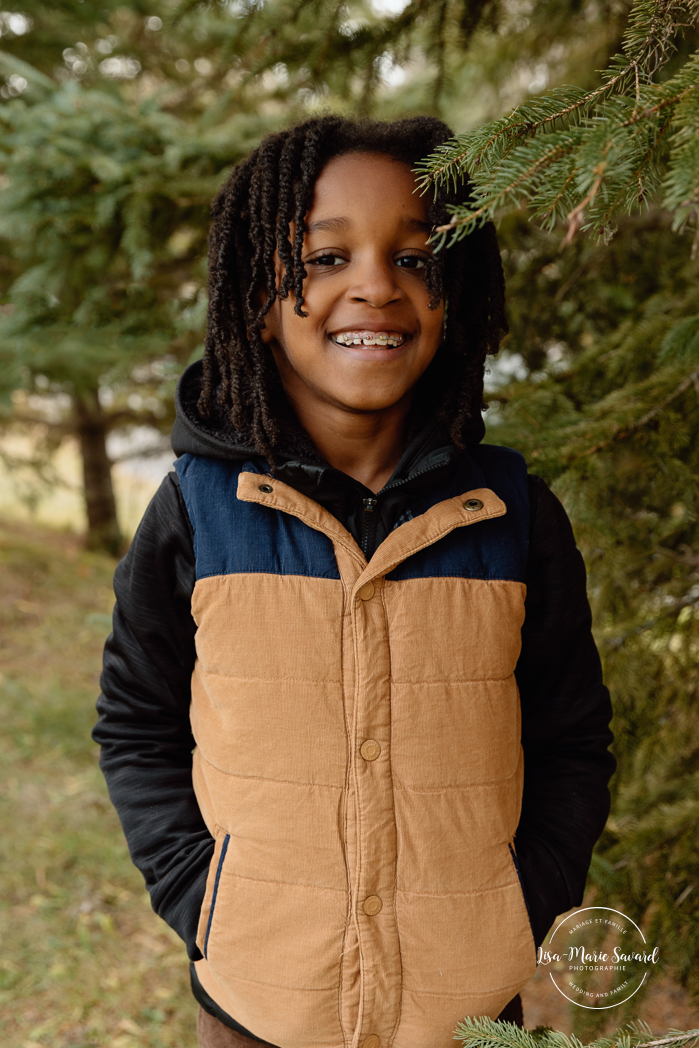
[414,0,699,247]
[453,1018,699,1048]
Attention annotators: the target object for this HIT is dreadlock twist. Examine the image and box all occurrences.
[200,115,507,459]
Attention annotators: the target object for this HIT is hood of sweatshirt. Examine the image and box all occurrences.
[171,360,465,556]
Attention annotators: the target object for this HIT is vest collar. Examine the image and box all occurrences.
[173,360,478,557]
[237,468,506,582]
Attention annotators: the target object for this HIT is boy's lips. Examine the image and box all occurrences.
[330,329,409,348]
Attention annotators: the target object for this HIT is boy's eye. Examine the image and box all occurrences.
[395,254,428,270]
[307,252,346,267]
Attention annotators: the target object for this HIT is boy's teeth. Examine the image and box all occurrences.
[333,331,405,347]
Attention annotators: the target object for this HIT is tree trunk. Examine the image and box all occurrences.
[73,389,122,556]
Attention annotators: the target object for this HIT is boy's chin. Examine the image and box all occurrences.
[322,386,416,416]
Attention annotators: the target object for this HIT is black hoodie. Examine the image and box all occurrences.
[94,361,615,1031]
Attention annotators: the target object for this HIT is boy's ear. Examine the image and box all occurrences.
[254,256,284,345]
[253,284,268,311]
[257,295,281,346]
[251,285,272,343]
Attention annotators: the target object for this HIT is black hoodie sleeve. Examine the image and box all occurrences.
[92,472,213,960]
[515,475,616,947]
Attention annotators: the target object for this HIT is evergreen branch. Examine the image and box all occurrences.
[430,0,449,109]
[562,167,606,245]
[417,80,613,191]
[593,1036,699,1048]
[310,0,344,78]
[537,167,580,226]
[621,0,694,68]
[604,593,699,648]
[433,142,575,236]
[0,49,54,92]
[588,115,673,234]
[453,1016,699,1048]
[426,74,694,243]
[420,57,652,187]
[416,0,699,244]
[582,366,699,455]
[619,84,696,128]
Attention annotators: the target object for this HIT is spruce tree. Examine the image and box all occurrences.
[489,206,699,1025]
[412,0,699,1023]
[0,2,289,551]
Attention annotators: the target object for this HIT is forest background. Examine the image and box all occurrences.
[1,1,699,1046]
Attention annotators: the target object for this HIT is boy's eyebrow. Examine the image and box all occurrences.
[306,216,433,235]
[403,216,432,234]
[307,217,350,234]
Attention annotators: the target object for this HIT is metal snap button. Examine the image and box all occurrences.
[259,484,273,494]
[464,498,483,512]
[360,739,381,761]
[362,895,383,916]
[363,1037,380,1048]
[358,582,375,601]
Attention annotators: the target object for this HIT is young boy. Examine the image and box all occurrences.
[94,116,615,1048]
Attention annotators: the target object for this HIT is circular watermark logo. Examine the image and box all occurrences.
[537,907,660,1009]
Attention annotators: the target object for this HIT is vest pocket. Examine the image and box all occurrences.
[197,831,230,960]
[509,841,535,947]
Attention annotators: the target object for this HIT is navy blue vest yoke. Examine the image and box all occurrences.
[176,455,341,581]
[175,445,529,584]
[386,444,529,582]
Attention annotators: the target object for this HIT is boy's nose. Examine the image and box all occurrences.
[345,258,404,308]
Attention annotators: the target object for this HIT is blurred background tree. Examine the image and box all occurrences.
[0,0,291,552]
[1,0,698,1031]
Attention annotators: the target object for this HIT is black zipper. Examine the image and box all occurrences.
[357,459,453,558]
[360,497,378,556]
[379,461,446,494]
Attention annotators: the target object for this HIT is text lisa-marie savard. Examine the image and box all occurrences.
[538,946,660,970]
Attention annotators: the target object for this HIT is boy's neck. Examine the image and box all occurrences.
[289,396,410,494]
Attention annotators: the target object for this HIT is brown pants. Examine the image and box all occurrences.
[197,996,523,1046]
[197,1008,272,1048]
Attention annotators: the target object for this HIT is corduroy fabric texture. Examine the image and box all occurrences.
[176,452,536,1048]
[196,998,524,1046]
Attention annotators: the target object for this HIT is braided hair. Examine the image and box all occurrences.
[200,115,507,459]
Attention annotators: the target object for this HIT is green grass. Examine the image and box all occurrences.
[0,521,197,1048]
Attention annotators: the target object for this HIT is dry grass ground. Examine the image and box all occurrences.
[521,957,699,1037]
[0,520,196,1048]
[1,518,697,1048]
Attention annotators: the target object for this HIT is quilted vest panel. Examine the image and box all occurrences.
[176,445,536,1048]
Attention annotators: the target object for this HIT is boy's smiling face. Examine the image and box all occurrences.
[260,152,444,420]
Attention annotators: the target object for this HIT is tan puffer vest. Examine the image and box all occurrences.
[175,447,536,1048]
